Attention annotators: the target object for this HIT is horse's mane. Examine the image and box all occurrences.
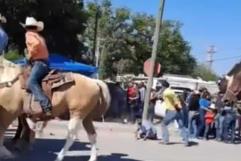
[227,61,241,76]
[0,56,20,68]
[0,56,22,82]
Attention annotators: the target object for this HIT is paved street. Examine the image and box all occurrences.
[3,121,241,161]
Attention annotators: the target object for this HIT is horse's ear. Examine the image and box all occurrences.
[225,75,231,81]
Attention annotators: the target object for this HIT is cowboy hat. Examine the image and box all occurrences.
[194,90,200,94]
[20,17,44,31]
[0,14,7,23]
[210,103,216,109]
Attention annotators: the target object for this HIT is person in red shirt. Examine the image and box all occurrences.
[204,103,217,140]
[127,82,139,123]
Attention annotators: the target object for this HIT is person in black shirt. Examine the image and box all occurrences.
[186,90,200,138]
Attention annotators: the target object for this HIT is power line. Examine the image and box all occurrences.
[213,55,241,61]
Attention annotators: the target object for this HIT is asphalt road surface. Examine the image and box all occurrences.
[2,121,241,161]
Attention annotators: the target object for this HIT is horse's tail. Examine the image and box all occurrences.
[95,79,111,114]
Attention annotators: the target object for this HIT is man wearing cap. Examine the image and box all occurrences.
[0,14,8,55]
[160,80,189,146]
[21,17,52,116]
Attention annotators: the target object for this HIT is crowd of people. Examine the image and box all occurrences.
[186,88,241,143]
[125,79,241,145]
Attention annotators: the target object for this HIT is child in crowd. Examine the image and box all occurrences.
[204,103,217,140]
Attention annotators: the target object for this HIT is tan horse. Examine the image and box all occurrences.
[0,56,111,161]
[221,61,241,102]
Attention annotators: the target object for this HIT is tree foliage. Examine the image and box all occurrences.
[1,0,200,79]
[84,0,197,79]
[192,63,219,81]
[0,0,87,60]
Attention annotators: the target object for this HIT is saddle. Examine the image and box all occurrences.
[20,66,75,115]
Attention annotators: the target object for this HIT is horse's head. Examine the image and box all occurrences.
[217,76,228,94]
[222,62,241,102]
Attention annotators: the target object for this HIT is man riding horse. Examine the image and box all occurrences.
[0,15,111,161]
[21,17,52,116]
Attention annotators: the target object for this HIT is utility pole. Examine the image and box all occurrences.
[207,45,216,70]
[93,1,101,79]
[142,0,166,123]
[93,1,101,67]
[95,37,100,67]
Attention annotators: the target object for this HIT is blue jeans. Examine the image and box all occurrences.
[223,113,236,142]
[181,106,189,128]
[27,61,52,112]
[188,111,198,138]
[128,100,138,123]
[197,108,206,137]
[147,103,155,122]
[215,114,224,140]
[161,110,189,145]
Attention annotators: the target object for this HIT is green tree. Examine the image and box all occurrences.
[158,21,196,74]
[84,0,197,78]
[122,15,196,75]
[192,63,219,81]
[4,50,23,61]
[84,0,133,78]
[0,0,87,59]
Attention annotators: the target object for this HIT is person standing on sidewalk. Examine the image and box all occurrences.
[197,90,211,139]
[127,82,139,123]
[160,80,189,146]
[139,82,146,114]
[186,90,200,139]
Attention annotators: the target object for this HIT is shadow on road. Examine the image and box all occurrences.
[3,138,144,161]
[189,141,199,146]
[159,141,199,147]
[99,153,144,161]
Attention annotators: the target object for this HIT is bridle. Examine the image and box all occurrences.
[0,73,21,88]
[226,88,237,97]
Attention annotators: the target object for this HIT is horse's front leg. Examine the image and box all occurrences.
[0,111,16,159]
[13,116,35,152]
[55,117,81,161]
[12,116,23,143]
[0,131,14,159]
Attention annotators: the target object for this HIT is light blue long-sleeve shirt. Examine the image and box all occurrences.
[0,26,8,54]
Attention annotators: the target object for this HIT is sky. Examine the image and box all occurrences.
[110,0,241,75]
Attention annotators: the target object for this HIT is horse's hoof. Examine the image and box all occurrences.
[55,158,63,161]
[88,157,97,161]
[14,140,30,152]
[88,159,97,161]
[2,154,15,159]
[0,147,15,159]
[55,155,64,161]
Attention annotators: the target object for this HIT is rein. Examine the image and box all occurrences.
[227,88,236,96]
[0,73,21,88]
